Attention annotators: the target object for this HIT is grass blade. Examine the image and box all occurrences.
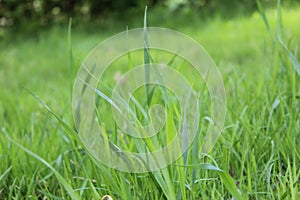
[256,0,272,35]
[126,26,133,70]
[275,0,300,75]
[68,18,75,94]
[26,89,81,142]
[0,166,12,183]
[257,0,300,75]
[144,6,150,107]
[181,163,243,200]
[9,139,80,200]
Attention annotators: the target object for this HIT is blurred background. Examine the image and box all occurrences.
[0,0,299,108]
[0,0,299,35]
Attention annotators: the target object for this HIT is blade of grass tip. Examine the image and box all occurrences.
[255,0,272,36]
[78,78,121,113]
[142,50,159,109]
[126,26,133,70]
[267,96,280,131]
[179,163,243,200]
[68,18,75,94]
[8,138,80,200]
[26,88,81,143]
[88,180,101,199]
[80,62,97,96]
[152,64,170,107]
[166,51,179,67]
[0,166,12,182]
[143,6,150,107]
[78,178,88,197]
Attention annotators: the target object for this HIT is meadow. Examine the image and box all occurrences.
[0,4,299,200]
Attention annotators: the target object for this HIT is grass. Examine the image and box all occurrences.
[0,3,300,200]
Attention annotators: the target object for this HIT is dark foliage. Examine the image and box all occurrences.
[0,0,298,28]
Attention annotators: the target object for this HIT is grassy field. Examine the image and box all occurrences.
[0,4,299,200]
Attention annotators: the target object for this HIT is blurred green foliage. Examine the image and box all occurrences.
[0,0,155,27]
[0,0,299,29]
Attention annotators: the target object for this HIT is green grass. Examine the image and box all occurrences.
[0,4,300,200]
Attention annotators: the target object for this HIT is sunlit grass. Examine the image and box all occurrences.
[0,4,299,199]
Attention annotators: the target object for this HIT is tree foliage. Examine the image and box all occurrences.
[0,0,298,28]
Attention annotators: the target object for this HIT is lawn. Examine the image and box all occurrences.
[0,4,299,200]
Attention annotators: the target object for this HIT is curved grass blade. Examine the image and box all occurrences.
[0,166,12,183]
[8,138,80,200]
[179,163,243,200]
[26,88,81,143]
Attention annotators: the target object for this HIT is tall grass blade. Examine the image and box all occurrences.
[80,63,97,95]
[255,0,272,35]
[68,18,75,93]
[144,6,150,107]
[126,26,133,70]
[26,89,81,142]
